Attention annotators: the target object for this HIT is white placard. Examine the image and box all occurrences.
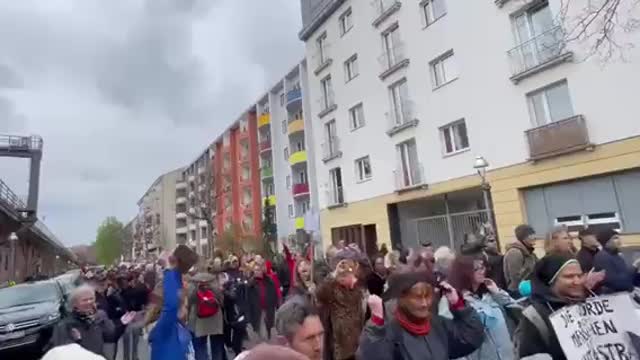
[549,293,640,360]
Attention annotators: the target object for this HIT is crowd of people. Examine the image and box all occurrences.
[40,225,640,360]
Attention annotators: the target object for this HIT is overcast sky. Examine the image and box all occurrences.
[0,0,303,246]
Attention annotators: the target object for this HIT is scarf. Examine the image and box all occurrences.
[394,309,431,336]
[73,308,97,324]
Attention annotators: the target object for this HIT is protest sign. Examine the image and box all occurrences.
[550,293,640,360]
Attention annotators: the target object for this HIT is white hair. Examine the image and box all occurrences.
[434,246,455,268]
[68,284,95,311]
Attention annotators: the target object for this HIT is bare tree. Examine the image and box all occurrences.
[558,0,640,61]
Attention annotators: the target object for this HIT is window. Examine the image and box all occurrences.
[301,200,311,214]
[282,119,287,134]
[298,170,308,185]
[431,50,458,88]
[265,182,274,196]
[396,139,422,187]
[329,167,344,205]
[527,81,574,126]
[422,0,446,26]
[389,79,410,126]
[324,120,338,158]
[288,204,294,217]
[344,55,359,82]
[441,120,470,154]
[284,147,289,160]
[349,103,365,130]
[355,156,372,182]
[320,75,334,110]
[316,32,329,64]
[286,175,291,189]
[339,8,353,36]
[201,226,208,239]
[280,92,285,106]
[382,25,402,69]
[294,139,305,152]
[512,3,561,71]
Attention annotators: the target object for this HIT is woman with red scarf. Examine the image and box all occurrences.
[357,270,484,360]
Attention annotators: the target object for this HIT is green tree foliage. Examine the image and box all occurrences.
[262,199,277,259]
[94,217,124,265]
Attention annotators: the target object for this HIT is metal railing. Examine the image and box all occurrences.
[414,209,490,249]
[507,25,566,76]
[322,136,341,160]
[393,162,425,190]
[386,100,415,130]
[378,42,408,74]
[526,114,590,160]
[0,178,26,211]
[0,135,43,152]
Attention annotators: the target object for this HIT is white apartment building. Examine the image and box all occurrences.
[262,62,321,246]
[136,168,182,257]
[299,0,640,252]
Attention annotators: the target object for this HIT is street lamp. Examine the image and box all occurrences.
[9,232,18,281]
[473,156,495,235]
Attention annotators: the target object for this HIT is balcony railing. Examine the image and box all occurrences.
[378,42,409,78]
[259,140,271,152]
[386,100,418,135]
[526,115,591,160]
[327,186,345,207]
[372,0,402,27]
[261,167,273,178]
[507,25,569,80]
[287,88,302,105]
[0,178,25,211]
[322,137,342,162]
[394,163,426,190]
[292,183,310,197]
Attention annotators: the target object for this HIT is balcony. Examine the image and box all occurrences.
[327,186,346,208]
[378,42,410,80]
[197,166,204,175]
[292,183,310,197]
[261,167,273,178]
[188,175,196,183]
[313,47,333,75]
[176,212,187,219]
[526,115,592,161]
[288,118,305,135]
[295,217,305,230]
[289,150,308,166]
[258,113,271,128]
[286,88,303,111]
[322,137,342,163]
[386,100,419,136]
[372,0,401,27]
[259,140,272,152]
[263,195,276,207]
[394,163,426,191]
[507,25,572,83]
[317,91,337,118]
[176,197,187,205]
[176,227,188,235]
[175,181,187,190]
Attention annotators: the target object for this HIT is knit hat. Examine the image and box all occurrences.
[382,270,437,301]
[596,228,618,247]
[533,253,579,286]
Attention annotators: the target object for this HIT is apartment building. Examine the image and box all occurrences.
[299,0,640,253]
[135,168,182,257]
[175,147,215,256]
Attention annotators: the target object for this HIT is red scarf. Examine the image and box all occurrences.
[394,309,431,336]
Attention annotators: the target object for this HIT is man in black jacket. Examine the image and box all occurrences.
[246,258,279,343]
[576,228,599,272]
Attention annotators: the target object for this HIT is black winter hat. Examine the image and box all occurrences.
[596,228,618,247]
[382,270,436,301]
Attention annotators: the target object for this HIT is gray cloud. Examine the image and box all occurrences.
[0,0,303,245]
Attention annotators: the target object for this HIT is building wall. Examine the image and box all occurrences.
[159,169,180,251]
[302,0,640,250]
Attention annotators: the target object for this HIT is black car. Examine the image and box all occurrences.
[0,281,66,352]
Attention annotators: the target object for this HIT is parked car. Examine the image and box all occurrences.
[0,280,66,353]
[53,273,81,300]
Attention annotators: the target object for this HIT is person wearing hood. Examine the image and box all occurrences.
[593,228,639,293]
[449,255,518,360]
[515,254,588,360]
[503,224,538,296]
[357,269,484,360]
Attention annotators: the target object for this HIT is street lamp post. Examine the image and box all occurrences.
[9,232,18,281]
[473,156,495,233]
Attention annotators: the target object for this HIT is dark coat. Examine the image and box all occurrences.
[246,276,279,332]
[503,241,538,293]
[485,250,507,290]
[48,310,116,356]
[516,295,570,359]
[593,248,635,293]
[357,305,484,360]
[576,246,598,273]
[367,272,386,297]
[121,285,149,312]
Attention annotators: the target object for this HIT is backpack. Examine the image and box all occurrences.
[196,289,219,318]
[513,305,551,359]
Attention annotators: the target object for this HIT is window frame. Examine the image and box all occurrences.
[355,156,373,183]
[349,103,365,130]
[316,32,328,64]
[430,50,458,89]
[288,204,294,218]
[320,75,334,109]
[281,119,287,134]
[284,147,289,160]
[344,54,359,82]
[339,7,353,36]
[421,0,447,27]
[526,80,574,127]
[440,119,470,156]
[286,175,291,189]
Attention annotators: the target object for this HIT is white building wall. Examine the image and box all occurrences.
[304,0,640,210]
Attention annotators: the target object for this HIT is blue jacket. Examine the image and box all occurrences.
[463,290,518,360]
[593,249,635,293]
[150,269,187,360]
